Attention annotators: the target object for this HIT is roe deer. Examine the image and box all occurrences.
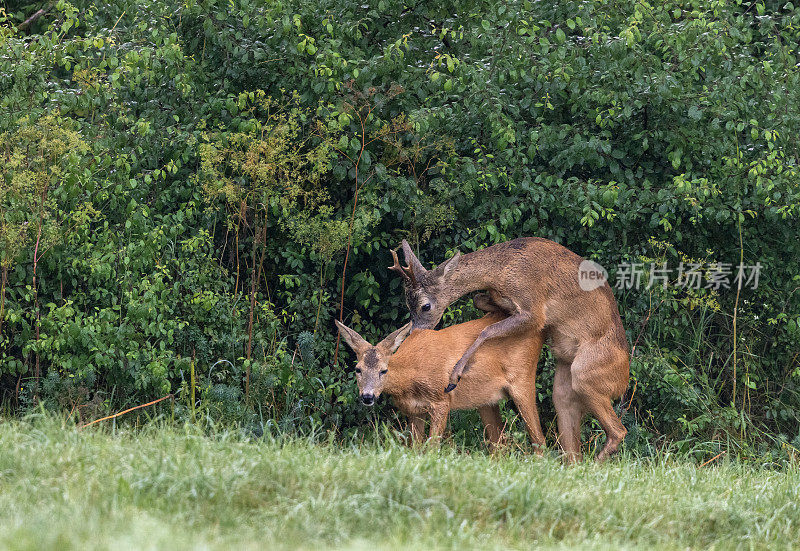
[389,237,629,461]
[335,313,545,448]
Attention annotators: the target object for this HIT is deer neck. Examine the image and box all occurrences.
[384,362,415,399]
[440,253,495,303]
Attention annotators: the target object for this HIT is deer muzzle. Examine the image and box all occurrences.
[360,393,375,406]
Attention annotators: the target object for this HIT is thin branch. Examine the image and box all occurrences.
[333,103,371,366]
[0,266,7,343]
[732,215,744,408]
[699,451,726,467]
[78,394,174,429]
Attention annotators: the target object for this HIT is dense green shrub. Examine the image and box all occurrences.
[1,0,799,458]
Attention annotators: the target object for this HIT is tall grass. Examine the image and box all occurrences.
[1,415,798,550]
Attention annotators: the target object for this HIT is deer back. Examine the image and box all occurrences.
[386,313,543,411]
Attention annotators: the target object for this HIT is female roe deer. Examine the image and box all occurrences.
[335,313,546,448]
[389,237,629,461]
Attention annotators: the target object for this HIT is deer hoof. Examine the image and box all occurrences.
[444,383,457,393]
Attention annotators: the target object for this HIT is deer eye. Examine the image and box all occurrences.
[421,303,432,312]
[380,369,388,376]
[355,368,362,374]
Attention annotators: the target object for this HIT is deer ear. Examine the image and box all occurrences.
[335,320,372,357]
[432,250,460,281]
[378,321,413,354]
[439,251,460,279]
[401,239,427,279]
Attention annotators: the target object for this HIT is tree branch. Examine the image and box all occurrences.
[18,7,50,32]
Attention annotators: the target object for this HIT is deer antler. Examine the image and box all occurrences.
[389,248,417,286]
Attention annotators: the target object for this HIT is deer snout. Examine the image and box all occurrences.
[361,393,375,406]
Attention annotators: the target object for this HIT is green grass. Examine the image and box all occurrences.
[1,417,798,550]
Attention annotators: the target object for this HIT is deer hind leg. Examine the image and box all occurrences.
[477,404,504,450]
[583,392,627,462]
[553,361,584,463]
[507,382,546,455]
[447,308,542,391]
[569,345,629,462]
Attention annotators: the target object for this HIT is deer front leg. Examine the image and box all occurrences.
[477,404,504,450]
[409,414,426,446]
[473,292,506,313]
[427,405,450,443]
[445,312,537,392]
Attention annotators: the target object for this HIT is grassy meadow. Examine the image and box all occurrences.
[0,417,798,550]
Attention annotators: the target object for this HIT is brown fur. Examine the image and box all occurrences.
[393,237,630,461]
[336,314,546,450]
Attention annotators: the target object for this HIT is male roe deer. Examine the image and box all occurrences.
[335,313,546,448]
[389,237,629,461]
